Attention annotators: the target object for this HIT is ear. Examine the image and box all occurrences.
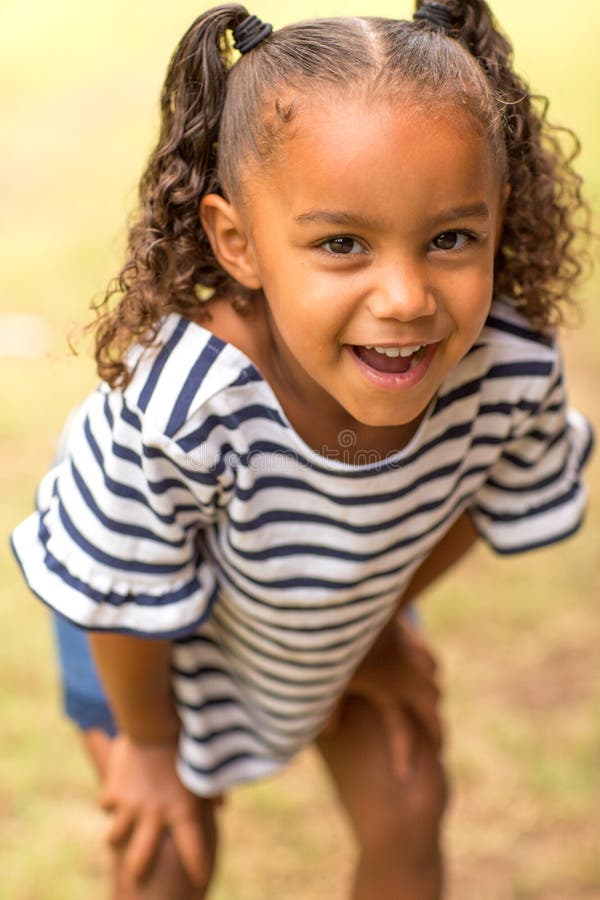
[494,181,511,253]
[200,194,262,290]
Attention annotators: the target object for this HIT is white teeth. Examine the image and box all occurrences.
[364,344,423,358]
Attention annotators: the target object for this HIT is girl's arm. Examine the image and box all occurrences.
[88,632,180,743]
[88,633,211,888]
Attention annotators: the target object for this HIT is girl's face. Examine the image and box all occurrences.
[228,95,506,432]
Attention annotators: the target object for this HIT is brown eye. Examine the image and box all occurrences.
[431,231,469,251]
[322,237,362,255]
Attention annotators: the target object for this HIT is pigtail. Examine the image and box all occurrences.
[94,4,249,388]
[422,0,590,325]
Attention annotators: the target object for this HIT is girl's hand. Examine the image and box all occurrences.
[99,734,216,887]
[325,615,443,779]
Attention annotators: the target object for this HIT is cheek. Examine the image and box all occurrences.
[447,267,494,330]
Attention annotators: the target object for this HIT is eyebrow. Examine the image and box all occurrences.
[294,203,491,229]
[294,209,380,229]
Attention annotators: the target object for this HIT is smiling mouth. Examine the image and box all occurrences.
[352,344,427,374]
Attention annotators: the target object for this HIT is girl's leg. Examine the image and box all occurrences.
[108,804,218,900]
[52,613,218,900]
[316,694,447,900]
[78,730,218,900]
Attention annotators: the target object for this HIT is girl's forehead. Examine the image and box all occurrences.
[253,93,498,191]
[240,95,503,231]
[248,87,498,177]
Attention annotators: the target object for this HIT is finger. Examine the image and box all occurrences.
[380,704,415,780]
[123,814,164,883]
[406,688,445,749]
[106,807,136,846]
[171,815,211,887]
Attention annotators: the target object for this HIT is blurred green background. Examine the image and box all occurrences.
[1,2,598,898]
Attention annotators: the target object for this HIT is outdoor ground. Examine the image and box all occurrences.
[1,1,599,898]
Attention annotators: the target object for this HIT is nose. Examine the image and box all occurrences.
[367,257,437,322]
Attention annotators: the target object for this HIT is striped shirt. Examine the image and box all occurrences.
[11,298,593,796]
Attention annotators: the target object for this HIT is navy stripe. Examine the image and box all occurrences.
[484,314,554,347]
[112,440,144,467]
[475,481,581,523]
[39,515,214,602]
[501,432,566,469]
[485,518,585,556]
[181,690,328,723]
[217,561,398,610]
[173,662,338,700]
[179,626,355,672]
[120,401,143,432]
[486,459,570,494]
[215,499,469,594]
[178,405,286,452]
[471,434,505,449]
[215,550,410,601]
[224,421,474,480]
[479,399,540,417]
[227,467,484,536]
[487,360,553,379]
[183,754,265,778]
[212,605,372,655]
[13,548,220,643]
[231,452,489,505]
[543,370,562,397]
[69,462,187,548]
[84,417,217,517]
[165,335,225,437]
[109,435,220,491]
[176,694,331,731]
[579,425,595,469]
[213,604,370,652]
[225,478,485,564]
[50,497,189,575]
[176,693,320,740]
[433,378,482,414]
[183,724,262,742]
[228,364,263,388]
[232,461,460,507]
[137,317,189,412]
[175,696,239,712]
[103,393,114,430]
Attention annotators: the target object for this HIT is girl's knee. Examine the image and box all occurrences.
[318,696,448,857]
[112,831,215,900]
[356,746,448,858]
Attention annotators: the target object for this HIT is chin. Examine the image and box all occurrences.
[347,404,425,429]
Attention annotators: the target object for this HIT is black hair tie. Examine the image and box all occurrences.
[413,2,457,32]
[233,14,273,54]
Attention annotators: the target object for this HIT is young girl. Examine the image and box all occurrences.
[11,1,593,898]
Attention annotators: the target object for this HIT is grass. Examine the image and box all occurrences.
[1,1,599,898]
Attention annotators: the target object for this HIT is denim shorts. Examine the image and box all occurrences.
[52,611,117,736]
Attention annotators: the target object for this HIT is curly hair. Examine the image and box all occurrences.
[92,1,591,388]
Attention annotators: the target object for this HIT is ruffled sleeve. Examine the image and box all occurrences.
[11,387,227,638]
[469,347,593,554]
